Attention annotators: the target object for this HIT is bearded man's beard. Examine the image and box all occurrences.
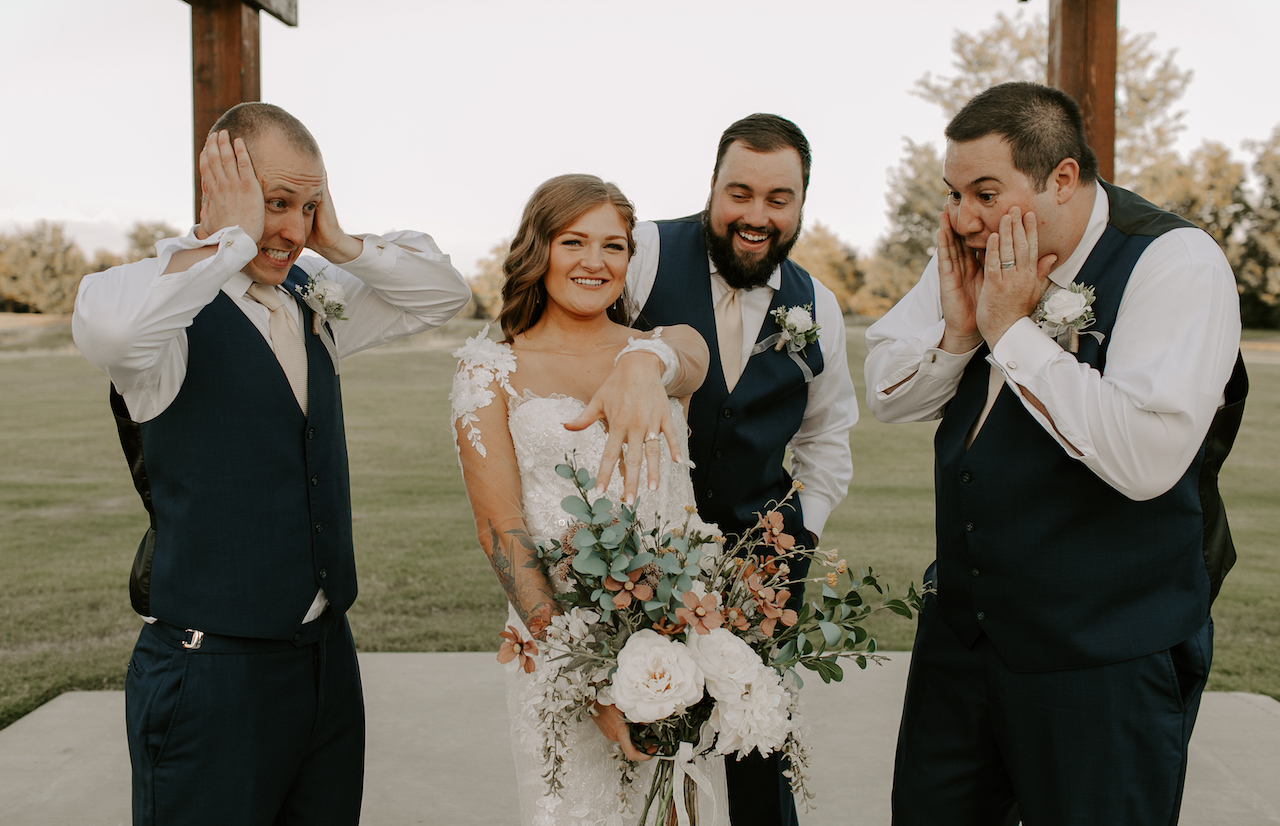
[701,210,802,291]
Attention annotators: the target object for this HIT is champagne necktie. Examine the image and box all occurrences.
[715,287,743,392]
[247,282,309,415]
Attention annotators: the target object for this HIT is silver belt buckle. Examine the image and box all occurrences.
[182,629,204,650]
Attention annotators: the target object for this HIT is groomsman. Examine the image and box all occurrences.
[627,113,859,826]
[865,82,1246,825]
[73,102,470,825]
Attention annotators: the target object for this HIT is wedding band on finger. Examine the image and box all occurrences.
[1000,260,1016,269]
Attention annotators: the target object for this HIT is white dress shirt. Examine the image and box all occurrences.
[73,224,470,622]
[628,220,858,538]
[865,184,1241,501]
[73,225,470,423]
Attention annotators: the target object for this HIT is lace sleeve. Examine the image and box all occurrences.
[450,325,517,458]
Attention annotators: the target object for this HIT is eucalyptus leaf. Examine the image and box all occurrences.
[572,551,609,577]
[561,496,590,519]
[555,464,575,480]
[818,621,842,647]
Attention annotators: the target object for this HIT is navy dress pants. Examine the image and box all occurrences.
[891,592,1212,826]
[725,751,798,826]
[125,609,365,826]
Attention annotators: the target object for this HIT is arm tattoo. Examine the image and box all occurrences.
[486,521,557,632]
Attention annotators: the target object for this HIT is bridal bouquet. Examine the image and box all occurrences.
[501,461,922,825]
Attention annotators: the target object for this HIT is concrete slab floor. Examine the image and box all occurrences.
[2,652,1277,825]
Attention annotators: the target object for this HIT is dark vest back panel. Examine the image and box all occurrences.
[933,183,1245,671]
[120,266,355,639]
[636,215,824,542]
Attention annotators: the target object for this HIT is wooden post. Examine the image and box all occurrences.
[1047,0,1117,182]
[184,0,298,222]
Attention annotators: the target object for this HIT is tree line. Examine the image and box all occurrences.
[6,14,1277,328]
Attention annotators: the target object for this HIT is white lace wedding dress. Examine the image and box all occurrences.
[452,330,729,826]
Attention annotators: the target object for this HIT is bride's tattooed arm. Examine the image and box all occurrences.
[486,522,557,637]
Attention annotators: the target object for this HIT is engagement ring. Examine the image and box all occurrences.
[644,433,660,443]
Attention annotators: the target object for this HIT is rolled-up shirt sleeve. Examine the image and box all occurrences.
[296,230,470,359]
[864,254,980,423]
[991,228,1240,501]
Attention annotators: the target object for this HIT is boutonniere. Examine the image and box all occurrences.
[1031,282,1103,353]
[750,304,821,383]
[771,304,821,354]
[295,266,348,336]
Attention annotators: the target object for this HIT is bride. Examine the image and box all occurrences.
[451,174,727,825]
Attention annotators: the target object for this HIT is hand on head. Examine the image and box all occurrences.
[305,179,363,265]
[196,130,264,244]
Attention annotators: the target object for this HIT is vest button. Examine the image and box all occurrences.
[713,450,723,460]
[319,568,328,580]
[293,632,302,643]
[960,471,972,483]
[964,521,975,532]
[307,428,316,440]
[976,611,986,621]
[311,475,320,486]
[971,568,980,577]
[314,522,324,534]
[705,489,714,499]
[722,409,733,419]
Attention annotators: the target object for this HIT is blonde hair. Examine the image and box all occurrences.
[498,174,636,342]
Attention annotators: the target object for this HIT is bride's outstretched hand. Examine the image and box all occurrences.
[565,350,681,504]
[591,702,653,762]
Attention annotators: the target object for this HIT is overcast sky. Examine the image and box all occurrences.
[3,0,1277,275]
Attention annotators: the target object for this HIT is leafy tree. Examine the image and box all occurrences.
[852,140,943,317]
[0,222,88,314]
[127,221,182,262]
[467,239,509,320]
[1237,127,1280,327]
[790,221,862,313]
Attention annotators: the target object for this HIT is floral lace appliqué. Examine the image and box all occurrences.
[451,325,517,458]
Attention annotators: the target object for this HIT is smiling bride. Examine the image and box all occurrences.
[450,174,726,825]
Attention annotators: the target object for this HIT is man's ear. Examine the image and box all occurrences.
[1052,157,1081,205]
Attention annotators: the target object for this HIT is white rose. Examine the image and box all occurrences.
[686,627,761,701]
[1042,290,1088,324]
[711,663,792,758]
[313,279,346,306]
[784,307,813,333]
[611,629,705,723]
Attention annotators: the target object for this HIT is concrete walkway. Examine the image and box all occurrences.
[2,652,1278,825]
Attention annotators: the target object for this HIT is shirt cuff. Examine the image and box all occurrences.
[989,317,1063,386]
[154,226,255,277]
[797,492,831,541]
[872,319,978,394]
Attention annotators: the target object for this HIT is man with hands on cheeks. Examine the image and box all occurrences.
[866,82,1246,826]
[72,102,469,826]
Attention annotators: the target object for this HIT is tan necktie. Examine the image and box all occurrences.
[965,365,1005,449]
[715,287,743,392]
[247,282,309,415]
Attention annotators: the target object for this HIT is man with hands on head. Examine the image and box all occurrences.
[72,102,469,826]
[866,82,1246,826]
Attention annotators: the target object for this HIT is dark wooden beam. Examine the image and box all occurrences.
[185,0,299,221]
[183,0,297,27]
[1047,0,1117,182]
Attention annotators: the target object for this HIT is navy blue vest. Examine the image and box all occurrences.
[114,266,356,639]
[933,183,1246,671]
[635,215,824,544]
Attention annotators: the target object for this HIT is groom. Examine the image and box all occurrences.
[628,113,858,826]
[72,102,469,824]
[865,82,1247,824]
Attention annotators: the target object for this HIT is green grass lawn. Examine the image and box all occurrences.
[1,321,1276,731]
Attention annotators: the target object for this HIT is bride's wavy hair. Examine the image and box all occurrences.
[498,174,636,342]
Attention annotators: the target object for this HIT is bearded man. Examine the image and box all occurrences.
[626,112,858,826]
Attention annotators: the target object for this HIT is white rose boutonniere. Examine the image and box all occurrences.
[295,266,349,335]
[1032,282,1101,353]
[751,303,822,383]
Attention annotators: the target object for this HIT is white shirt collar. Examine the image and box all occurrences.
[1048,184,1109,289]
[223,270,255,300]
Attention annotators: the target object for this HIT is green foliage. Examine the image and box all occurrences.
[465,239,509,320]
[1238,127,1280,328]
[0,222,89,314]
